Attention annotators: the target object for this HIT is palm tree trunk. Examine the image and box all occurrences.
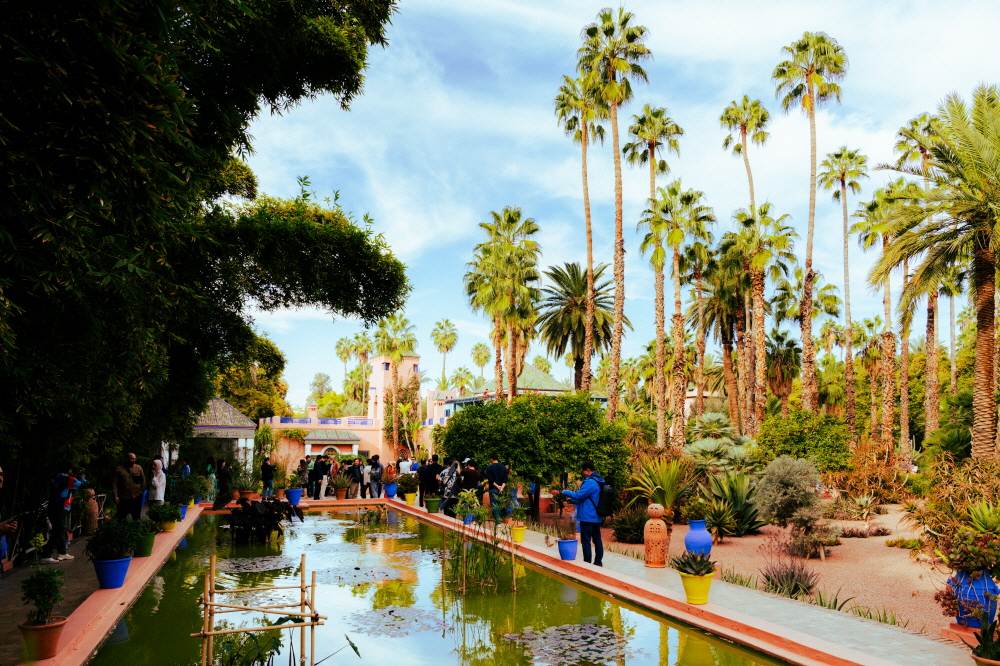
[650,146,667,449]
[745,291,756,430]
[695,269,706,419]
[925,291,941,436]
[741,129,756,212]
[493,315,504,400]
[870,364,879,439]
[781,394,789,418]
[880,238,895,458]
[442,353,447,387]
[392,362,400,454]
[899,258,910,462]
[507,319,518,406]
[950,294,958,395]
[752,270,767,433]
[971,239,997,459]
[841,182,856,442]
[734,304,749,436]
[800,86,819,412]
[581,122,596,392]
[722,330,740,431]
[606,100,626,422]
[574,357,584,389]
[670,246,686,451]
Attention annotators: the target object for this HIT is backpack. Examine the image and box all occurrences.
[369,463,382,482]
[588,479,615,518]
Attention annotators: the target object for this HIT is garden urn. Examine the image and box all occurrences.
[950,570,1000,628]
[684,519,713,556]
[644,504,668,568]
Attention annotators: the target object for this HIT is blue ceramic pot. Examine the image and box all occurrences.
[684,519,713,556]
[286,488,303,506]
[384,483,397,499]
[94,557,131,589]
[557,539,578,561]
[951,569,1000,628]
[179,504,187,521]
[195,494,203,505]
[463,515,475,525]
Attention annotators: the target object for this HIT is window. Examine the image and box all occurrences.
[445,409,451,417]
[358,450,370,460]
[413,364,418,372]
[383,362,390,371]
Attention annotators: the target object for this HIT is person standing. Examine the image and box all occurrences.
[361,459,371,499]
[419,455,443,507]
[206,457,217,501]
[439,460,461,518]
[113,452,146,521]
[368,455,384,498]
[460,459,482,502]
[0,465,18,574]
[552,461,604,567]
[149,459,166,505]
[40,462,86,562]
[313,455,329,501]
[260,456,275,499]
[153,454,168,475]
[484,454,509,521]
[346,458,364,498]
[216,460,232,502]
[179,459,191,477]
[409,457,419,472]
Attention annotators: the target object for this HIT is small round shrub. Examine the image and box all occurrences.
[756,456,820,527]
[756,410,851,472]
[612,503,648,544]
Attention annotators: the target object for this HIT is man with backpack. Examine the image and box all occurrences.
[552,460,607,567]
[368,455,384,498]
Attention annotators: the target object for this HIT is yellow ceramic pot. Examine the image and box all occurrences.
[160,521,178,533]
[404,493,417,506]
[511,526,526,543]
[679,572,713,605]
[188,499,195,509]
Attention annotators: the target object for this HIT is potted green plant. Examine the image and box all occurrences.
[231,463,257,500]
[331,474,351,499]
[965,617,1000,665]
[383,470,399,498]
[511,505,527,543]
[425,491,442,514]
[134,518,158,557]
[85,520,142,589]
[147,503,183,532]
[549,514,577,560]
[397,473,419,505]
[19,535,68,660]
[670,550,716,605]
[193,474,213,504]
[172,474,198,507]
[274,474,287,499]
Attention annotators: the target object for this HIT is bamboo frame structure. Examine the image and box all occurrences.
[190,554,327,666]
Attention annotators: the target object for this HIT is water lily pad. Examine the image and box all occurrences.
[216,556,295,573]
[363,531,419,540]
[346,606,449,637]
[501,624,644,665]
[315,566,406,584]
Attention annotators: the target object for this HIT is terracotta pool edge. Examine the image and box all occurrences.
[386,500,899,666]
[20,506,204,666]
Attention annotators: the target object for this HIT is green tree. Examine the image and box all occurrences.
[818,146,868,442]
[449,366,475,397]
[215,335,293,422]
[626,104,683,448]
[431,319,458,384]
[773,31,849,412]
[682,233,716,420]
[531,356,552,375]
[555,73,606,391]
[578,7,651,421]
[375,314,417,455]
[471,343,491,380]
[308,373,332,405]
[720,95,771,211]
[766,329,802,418]
[335,338,353,386]
[351,331,374,400]
[756,414,851,473]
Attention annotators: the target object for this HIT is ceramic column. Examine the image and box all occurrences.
[644,503,668,568]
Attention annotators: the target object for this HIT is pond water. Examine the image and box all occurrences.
[89,511,786,666]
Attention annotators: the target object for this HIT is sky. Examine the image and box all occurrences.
[244,0,1000,409]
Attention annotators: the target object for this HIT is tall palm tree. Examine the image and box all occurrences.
[720,96,771,212]
[773,31,848,412]
[532,356,552,375]
[537,262,622,388]
[449,366,474,397]
[725,204,797,432]
[578,7,651,421]
[335,337,353,388]
[891,113,944,440]
[772,267,842,327]
[465,207,542,404]
[766,329,802,417]
[375,314,417,455]
[856,317,884,438]
[939,264,967,396]
[431,319,458,385]
[625,104,683,445]
[351,331,373,401]
[682,235,716,419]
[874,86,1000,459]
[818,146,868,441]
[471,343,490,381]
[555,73,607,391]
[701,262,743,431]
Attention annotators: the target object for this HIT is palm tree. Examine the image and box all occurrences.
[431,319,458,385]
[335,337,353,387]
[724,204,797,433]
[537,262,622,388]
[531,356,552,375]
[555,73,607,391]
[818,146,868,442]
[720,96,771,211]
[891,113,944,441]
[772,267,842,327]
[351,331,373,401]
[449,366,474,397]
[682,235,715,419]
[856,317,883,438]
[471,343,491,381]
[766,329,802,417]
[818,355,846,417]
[939,264,967,396]
[578,7,651,421]
[375,314,417,455]
[773,31,848,412]
[873,86,1000,459]
[702,249,745,432]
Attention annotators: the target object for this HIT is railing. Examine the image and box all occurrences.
[347,418,373,426]
[280,417,311,424]
[318,418,342,425]
[421,417,449,426]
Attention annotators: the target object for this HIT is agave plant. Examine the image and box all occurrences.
[704,498,737,544]
[702,471,766,536]
[669,550,716,576]
[627,457,694,557]
[970,501,1000,535]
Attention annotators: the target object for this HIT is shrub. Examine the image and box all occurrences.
[787,505,840,559]
[903,455,1000,549]
[839,525,870,538]
[704,499,737,544]
[611,503,647,544]
[85,520,142,561]
[756,410,851,472]
[396,473,419,494]
[756,457,819,527]
[760,556,819,598]
[703,471,765,536]
[886,537,923,550]
[21,566,65,625]
[824,438,907,503]
[147,503,182,523]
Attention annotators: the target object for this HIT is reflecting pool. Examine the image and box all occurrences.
[89,510,786,666]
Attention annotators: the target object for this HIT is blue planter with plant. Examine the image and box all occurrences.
[85,520,141,589]
[178,504,187,521]
[684,519,713,556]
[286,488,303,506]
[93,558,132,589]
[464,515,475,525]
[557,539,578,561]
[950,570,999,628]
[384,482,397,499]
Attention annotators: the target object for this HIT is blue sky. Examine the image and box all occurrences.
[245,0,999,408]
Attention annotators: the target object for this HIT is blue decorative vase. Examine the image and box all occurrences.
[286,488,303,506]
[951,569,1000,628]
[684,519,713,556]
[179,504,187,521]
[93,557,131,589]
[384,483,397,499]
[557,539,578,561]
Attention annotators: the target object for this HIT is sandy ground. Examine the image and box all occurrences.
[539,505,951,635]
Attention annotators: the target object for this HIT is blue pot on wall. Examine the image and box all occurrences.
[684,519,713,556]
[94,557,132,589]
[950,569,1000,628]
[384,483,397,499]
[557,539,578,561]
[286,488,303,506]
[179,504,187,521]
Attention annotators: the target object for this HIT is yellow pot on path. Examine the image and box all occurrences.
[404,493,417,506]
[188,499,195,509]
[160,521,178,533]
[679,572,713,605]
[511,526,526,543]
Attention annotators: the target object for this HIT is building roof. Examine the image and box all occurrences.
[482,364,565,393]
[304,429,361,443]
[193,397,255,437]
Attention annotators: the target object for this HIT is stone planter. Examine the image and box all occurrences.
[19,616,68,660]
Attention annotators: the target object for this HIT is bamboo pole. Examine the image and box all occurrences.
[208,554,216,661]
[310,570,317,666]
[300,553,306,666]
[204,603,327,618]
[213,602,312,614]
[200,574,209,666]
[214,585,309,594]
[189,623,327,638]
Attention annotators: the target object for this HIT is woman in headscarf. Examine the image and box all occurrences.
[149,459,166,505]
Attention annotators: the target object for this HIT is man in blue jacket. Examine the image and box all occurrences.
[552,460,603,567]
